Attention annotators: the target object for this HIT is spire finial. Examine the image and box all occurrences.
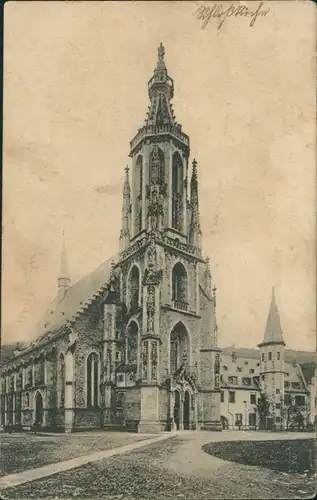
[58,230,71,300]
[158,42,165,64]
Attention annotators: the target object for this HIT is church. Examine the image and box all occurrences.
[0,44,315,434]
[0,43,222,433]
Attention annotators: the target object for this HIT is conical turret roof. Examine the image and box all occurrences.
[259,288,286,347]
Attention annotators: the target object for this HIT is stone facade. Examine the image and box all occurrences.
[0,44,315,434]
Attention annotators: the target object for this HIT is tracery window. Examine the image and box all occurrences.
[129,265,140,310]
[86,352,99,408]
[127,321,138,365]
[58,354,65,407]
[172,262,187,305]
[172,152,183,231]
[150,147,164,185]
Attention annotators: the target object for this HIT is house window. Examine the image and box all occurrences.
[220,374,223,383]
[232,353,237,363]
[237,367,242,372]
[257,362,260,367]
[315,397,317,407]
[250,369,255,374]
[221,391,224,402]
[243,377,251,386]
[223,366,228,371]
[261,354,265,362]
[284,394,292,405]
[261,375,265,381]
[277,352,280,360]
[86,352,99,408]
[244,361,248,365]
[291,382,300,389]
[115,351,121,361]
[276,416,281,423]
[229,391,235,403]
[276,389,280,394]
[250,394,256,405]
[118,374,124,383]
[285,372,289,377]
[295,395,305,406]
[228,376,238,385]
[268,352,272,361]
[276,403,281,409]
[284,381,290,388]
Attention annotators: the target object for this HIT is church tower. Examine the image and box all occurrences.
[258,288,286,430]
[112,44,221,433]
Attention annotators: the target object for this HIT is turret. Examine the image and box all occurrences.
[258,287,286,429]
[58,231,71,301]
[188,158,202,249]
[119,166,131,252]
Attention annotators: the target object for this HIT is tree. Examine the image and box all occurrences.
[256,392,271,430]
[281,397,307,431]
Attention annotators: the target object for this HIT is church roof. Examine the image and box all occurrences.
[23,253,119,349]
[259,288,285,346]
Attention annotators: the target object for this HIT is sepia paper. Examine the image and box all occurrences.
[1,1,316,499]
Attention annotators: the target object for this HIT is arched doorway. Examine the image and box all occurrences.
[35,392,43,425]
[183,391,190,430]
[174,390,181,430]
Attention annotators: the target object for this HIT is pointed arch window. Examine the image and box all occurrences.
[126,321,139,366]
[150,147,164,185]
[58,354,65,408]
[172,152,183,231]
[129,265,140,311]
[25,392,30,408]
[172,262,188,310]
[86,352,99,408]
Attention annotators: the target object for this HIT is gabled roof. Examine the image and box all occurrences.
[21,253,119,349]
[259,287,285,346]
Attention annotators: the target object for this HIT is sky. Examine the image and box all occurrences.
[2,1,316,351]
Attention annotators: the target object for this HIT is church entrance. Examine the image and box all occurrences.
[183,390,190,430]
[174,390,181,429]
[35,392,43,425]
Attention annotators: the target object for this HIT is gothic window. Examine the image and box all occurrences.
[170,337,179,374]
[136,155,143,233]
[150,147,164,185]
[277,352,280,360]
[172,152,183,231]
[25,392,30,408]
[172,262,187,305]
[170,322,189,374]
[126,321,138,365]
[86,352,99,408]
[58,354,65,408]
[129,265,140,310]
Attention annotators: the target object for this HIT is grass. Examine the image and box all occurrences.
[0,431,149,477]
[2,436,316,499]
[202,438,316,474]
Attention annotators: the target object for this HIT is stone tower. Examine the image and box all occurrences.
[258,288,286,430]
[109,43,221,432]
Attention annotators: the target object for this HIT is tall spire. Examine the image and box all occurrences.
[58,231,71,301]
[146,43,176,127]
[189,158,202,248]
[259,287,286,346]
[119,166,131,252]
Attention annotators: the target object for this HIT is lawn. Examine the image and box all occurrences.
[203,438,316,474]
[2,436,316,499]
[0,432,149,477]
